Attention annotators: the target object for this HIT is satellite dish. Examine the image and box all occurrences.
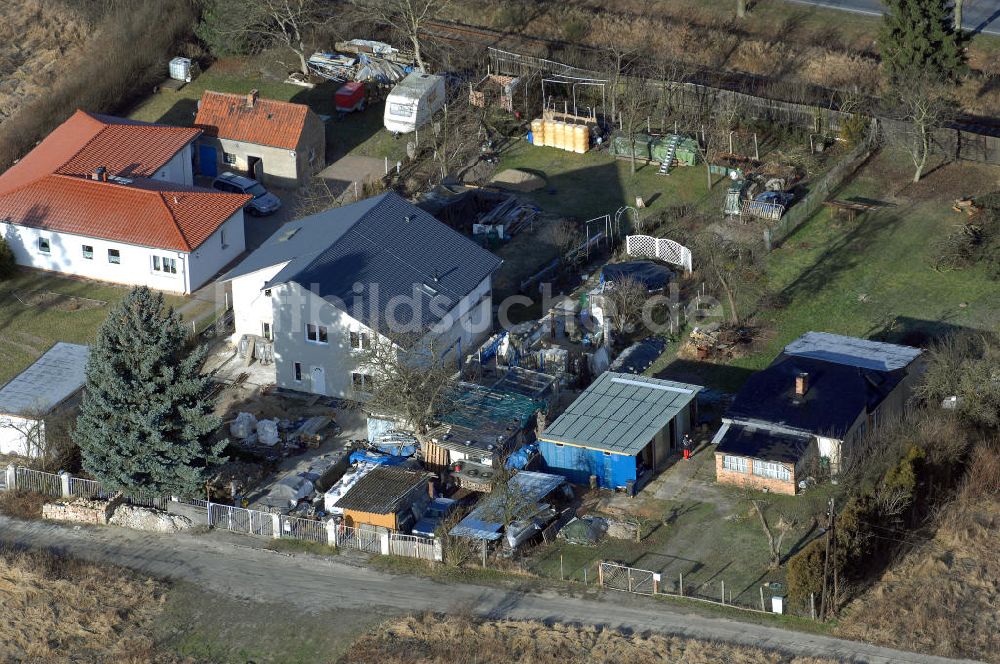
[729,170,739,180]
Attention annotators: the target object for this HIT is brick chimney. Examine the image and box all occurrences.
[246,89,259,109]
[795,372,809,397]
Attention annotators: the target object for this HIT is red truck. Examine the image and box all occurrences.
[335,81,366,113]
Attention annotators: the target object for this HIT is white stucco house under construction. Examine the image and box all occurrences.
[0,110,251,294]
[222,192,503,398]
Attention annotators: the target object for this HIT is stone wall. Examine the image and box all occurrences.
[42,494,123,525]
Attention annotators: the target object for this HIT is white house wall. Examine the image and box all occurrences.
[272,282,378,398]
[0,209,244,294]
[0,414,41,457]
[230,262,290,341]
[267,276,494,399]
[152,145,194,186]
[184,210,247,292]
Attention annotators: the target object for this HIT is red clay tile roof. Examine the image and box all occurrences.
[194,91,310,150]
[0,110,248,252]
[0,175,249,252]
[0,111,200,195]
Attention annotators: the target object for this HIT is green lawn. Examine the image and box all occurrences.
[496,139,725,221]
[649,150,1000,392]
[0,271,186,387]
[128,58,407,165]
[733,152,1000,374]
[526,450,837,609]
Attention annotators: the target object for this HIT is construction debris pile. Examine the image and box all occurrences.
[685,324,754,360]
[109,505,193,533]
[307,39,413,84]
[419,187,539,241]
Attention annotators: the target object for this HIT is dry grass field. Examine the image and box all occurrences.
[836,443,1000,663]
[341,613,838,664]
[0,1,89,122]
[0,545,190,664]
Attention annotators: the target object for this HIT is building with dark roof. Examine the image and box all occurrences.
[537,372,702,491]
[223,192,502,398]
[333,466,433,531]
[194,90,325,187]
[713,332,924,495]
[0,110,250,293]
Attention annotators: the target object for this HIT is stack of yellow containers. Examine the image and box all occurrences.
[530,118,589,153]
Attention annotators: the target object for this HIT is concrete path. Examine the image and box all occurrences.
[317,155,388,202]
[0,516,979,664]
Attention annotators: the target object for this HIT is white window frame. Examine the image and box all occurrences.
[82,244,94,260]
[349,330,371,350]
[351,371,371,392]
[38,237,51,254]
[723,455,748,473]
[305,323,328,344]
[262,322,272,340]
[108,248,121,264]
[753,460,791,481]
[152,256,177,274]
[223,152,237,165]
[389,102,414,117]
[293,362,302,382]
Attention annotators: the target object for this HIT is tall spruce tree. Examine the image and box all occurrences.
[74,287,225,496]
[879,0,966,83]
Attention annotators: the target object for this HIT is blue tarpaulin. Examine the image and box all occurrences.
[505,442,538,470]
[349,450,410,466]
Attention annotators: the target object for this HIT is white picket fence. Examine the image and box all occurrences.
[2,464,440,562]
[625,234,693,273]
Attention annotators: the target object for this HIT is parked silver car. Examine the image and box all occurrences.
[212,171,282,216]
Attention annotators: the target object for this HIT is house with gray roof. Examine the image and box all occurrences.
[537,372,702,491]
[223,192,502,398]
[0,342,89,457]
[713,331,924,495]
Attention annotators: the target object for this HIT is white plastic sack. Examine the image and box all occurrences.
[257,419,279,447]
[230,412,257,439]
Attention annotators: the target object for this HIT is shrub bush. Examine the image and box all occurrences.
[0,237,16,280]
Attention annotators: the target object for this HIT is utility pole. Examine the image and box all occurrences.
[831,497,838,617]
[820,496,834,621]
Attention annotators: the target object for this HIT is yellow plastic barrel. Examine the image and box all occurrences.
[530,118,543,146]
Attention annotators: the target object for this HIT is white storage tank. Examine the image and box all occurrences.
[169,57,192,83]
[383,72,446,134]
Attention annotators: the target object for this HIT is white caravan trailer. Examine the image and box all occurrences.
[383,72,446,134]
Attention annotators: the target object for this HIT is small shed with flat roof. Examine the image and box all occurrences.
[0,342,89,457]
[537,372,702,490]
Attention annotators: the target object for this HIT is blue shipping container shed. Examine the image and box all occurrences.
[538,372,702,490]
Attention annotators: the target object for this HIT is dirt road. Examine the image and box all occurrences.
[0,516,980,664]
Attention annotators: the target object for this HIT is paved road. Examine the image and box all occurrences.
[784,0,1000,36]
[0,516,981,664]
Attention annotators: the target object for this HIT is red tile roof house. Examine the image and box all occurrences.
[0,110,251,294]
[194,90,325,188]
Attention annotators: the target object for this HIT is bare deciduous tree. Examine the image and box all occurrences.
[223,0,331,76]
[294,174,341,219]
[0,409,76,472]
[616,72,658,176]
[352,0,451,72]
[357,332,457,435]
[602,274,648,335]
[546,220,583,266]
[741,483,797,569]
[694,231,766,326]
[889,78,953,183]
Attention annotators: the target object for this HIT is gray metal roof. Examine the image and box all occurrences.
[539,372,702,455]
[449,471,565,540]
[0,343,89,417]
[334,466,430,515]
[222,192,502,331]
[783,332,922,372]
